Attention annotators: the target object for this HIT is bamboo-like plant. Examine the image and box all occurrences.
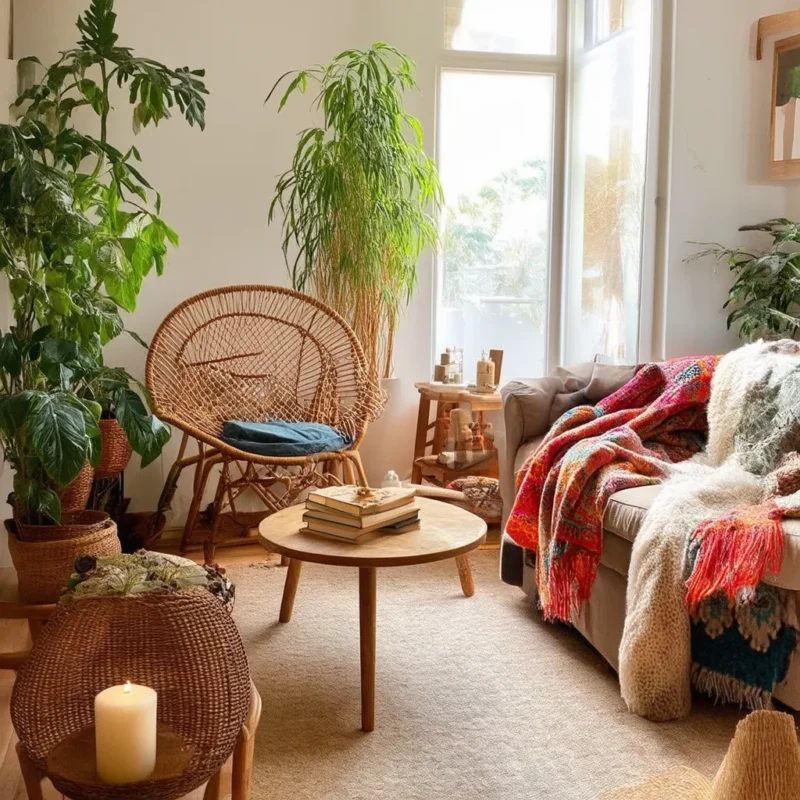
[689,219,800,341]
[268,43,443,379]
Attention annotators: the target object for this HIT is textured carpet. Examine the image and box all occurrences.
[229,551,758,800]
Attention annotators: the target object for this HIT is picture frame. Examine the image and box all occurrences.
[770,33,800,179]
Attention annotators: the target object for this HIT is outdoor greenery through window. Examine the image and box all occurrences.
[437,71,554,380]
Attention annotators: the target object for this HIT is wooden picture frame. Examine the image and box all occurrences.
[770,33,800,179]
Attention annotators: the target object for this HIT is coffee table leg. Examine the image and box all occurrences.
[359,566,377,732]
[456,554,475,597]
[279,559,303,623]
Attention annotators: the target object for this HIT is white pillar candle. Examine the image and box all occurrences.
[95,681,158,785]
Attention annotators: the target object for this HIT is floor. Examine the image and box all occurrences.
[0,543,785,799]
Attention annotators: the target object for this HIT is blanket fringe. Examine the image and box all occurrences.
[542,547,598,623]
[685,502,784,610]
[691,663,773,710]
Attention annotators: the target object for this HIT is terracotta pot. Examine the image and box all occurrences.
[95,418,133,479]
[59,461,95,514]
[6,517,121,604]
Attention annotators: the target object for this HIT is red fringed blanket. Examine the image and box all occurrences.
[506,355,719,622]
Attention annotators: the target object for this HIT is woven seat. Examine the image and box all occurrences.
[146,285,385,560]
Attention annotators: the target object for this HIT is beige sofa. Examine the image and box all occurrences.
[499,362,800,711]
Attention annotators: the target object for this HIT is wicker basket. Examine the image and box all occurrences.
[16,510,113,543]
[6,518,121,604]
[11,589,251,799]
[60,461,96,514]
[96,419,133,479]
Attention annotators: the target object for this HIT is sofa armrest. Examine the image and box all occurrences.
[500,376,568,526]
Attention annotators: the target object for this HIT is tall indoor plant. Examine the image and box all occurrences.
[0,0,207,597]
[268,43,443,379]
[689,219,800,341]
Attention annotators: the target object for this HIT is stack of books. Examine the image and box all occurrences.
[301,486,419,543]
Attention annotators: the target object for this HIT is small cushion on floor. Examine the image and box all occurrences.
[221,420,353,457]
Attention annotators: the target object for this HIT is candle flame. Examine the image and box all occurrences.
[123,681,132,694]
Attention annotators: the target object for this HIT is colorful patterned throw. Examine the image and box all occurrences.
[506,355,718,622]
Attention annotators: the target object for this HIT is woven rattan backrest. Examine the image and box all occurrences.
[146,285,383,448]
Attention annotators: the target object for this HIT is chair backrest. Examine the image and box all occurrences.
[146,285,383,448]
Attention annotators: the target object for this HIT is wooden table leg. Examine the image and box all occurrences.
[456,554,475,598]
[232,682,262,800]
[16,743,45,800]
[279,559,303,623]
[359,567,377,732]
[412,396,431,483]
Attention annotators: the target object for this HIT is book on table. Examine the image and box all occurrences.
[302,485,419,542]
[307,485,415,517]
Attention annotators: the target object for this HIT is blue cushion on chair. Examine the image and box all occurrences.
[221,420,353,457]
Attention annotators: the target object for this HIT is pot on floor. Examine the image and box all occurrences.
[6,515,122,604]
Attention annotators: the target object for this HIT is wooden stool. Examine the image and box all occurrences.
[411,382,502,486]
[16,681,262,800]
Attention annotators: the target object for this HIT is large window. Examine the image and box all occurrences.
[562,0,655,365]
[437,1,565,382]
[436,0,657,380]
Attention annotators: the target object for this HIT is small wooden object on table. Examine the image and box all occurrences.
[258,497,487,733]
[15,680,262,800]
[411,382,502,486]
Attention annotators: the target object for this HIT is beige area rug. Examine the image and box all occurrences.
[228,551,764,800]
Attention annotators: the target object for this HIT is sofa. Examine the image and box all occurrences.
[499,361,800,711]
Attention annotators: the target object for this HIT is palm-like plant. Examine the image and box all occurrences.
[268,43,443,379]
[689,219,800,341]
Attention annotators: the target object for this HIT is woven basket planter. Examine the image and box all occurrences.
[59,461,96,514]
[11,588,251,799]
[15,510,112,543]
[6,518,121,604]
[96,419,133,480]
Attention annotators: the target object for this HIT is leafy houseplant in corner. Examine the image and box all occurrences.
[689,219,800,340]
[0,0,207,601]
[268,43,443,379]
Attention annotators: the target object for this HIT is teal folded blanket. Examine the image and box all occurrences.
[221,420,353,457]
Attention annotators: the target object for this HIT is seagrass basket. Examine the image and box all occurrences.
[96,418,133,479]
[6,517,121,603]
[11,588,251,800]
[60,461,96,514]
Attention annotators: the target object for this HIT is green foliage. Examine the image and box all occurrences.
[267,43,443,378]
[0,0,207,523]
[442,160,549,329]
[688,219,800,341]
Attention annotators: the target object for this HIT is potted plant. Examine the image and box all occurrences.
[267,43,443,379]
[689,219,800,341]
[0,0,207,601]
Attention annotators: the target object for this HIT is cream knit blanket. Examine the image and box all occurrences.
[619,341,800,720]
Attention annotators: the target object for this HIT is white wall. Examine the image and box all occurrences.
[660,0,800,358]
[14,0,800,525]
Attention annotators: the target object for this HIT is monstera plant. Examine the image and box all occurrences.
[0,0,207,526]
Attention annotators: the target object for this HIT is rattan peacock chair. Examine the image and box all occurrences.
[146,285,386,562]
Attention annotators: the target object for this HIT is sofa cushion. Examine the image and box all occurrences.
[600,484,800,592]
[585,363,638,402]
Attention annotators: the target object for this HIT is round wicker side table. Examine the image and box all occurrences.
[15,680,262,800]
[11,553,259,800]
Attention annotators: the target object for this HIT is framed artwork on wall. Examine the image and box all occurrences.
[771,33,800,178]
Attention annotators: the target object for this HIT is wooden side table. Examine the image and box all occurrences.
[0,570,55,670]
[411,382,502,486]
[258,497,487,732]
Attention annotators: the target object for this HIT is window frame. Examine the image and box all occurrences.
[434,0,569,375]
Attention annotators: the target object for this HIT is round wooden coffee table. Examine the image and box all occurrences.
[257,497,487,732]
